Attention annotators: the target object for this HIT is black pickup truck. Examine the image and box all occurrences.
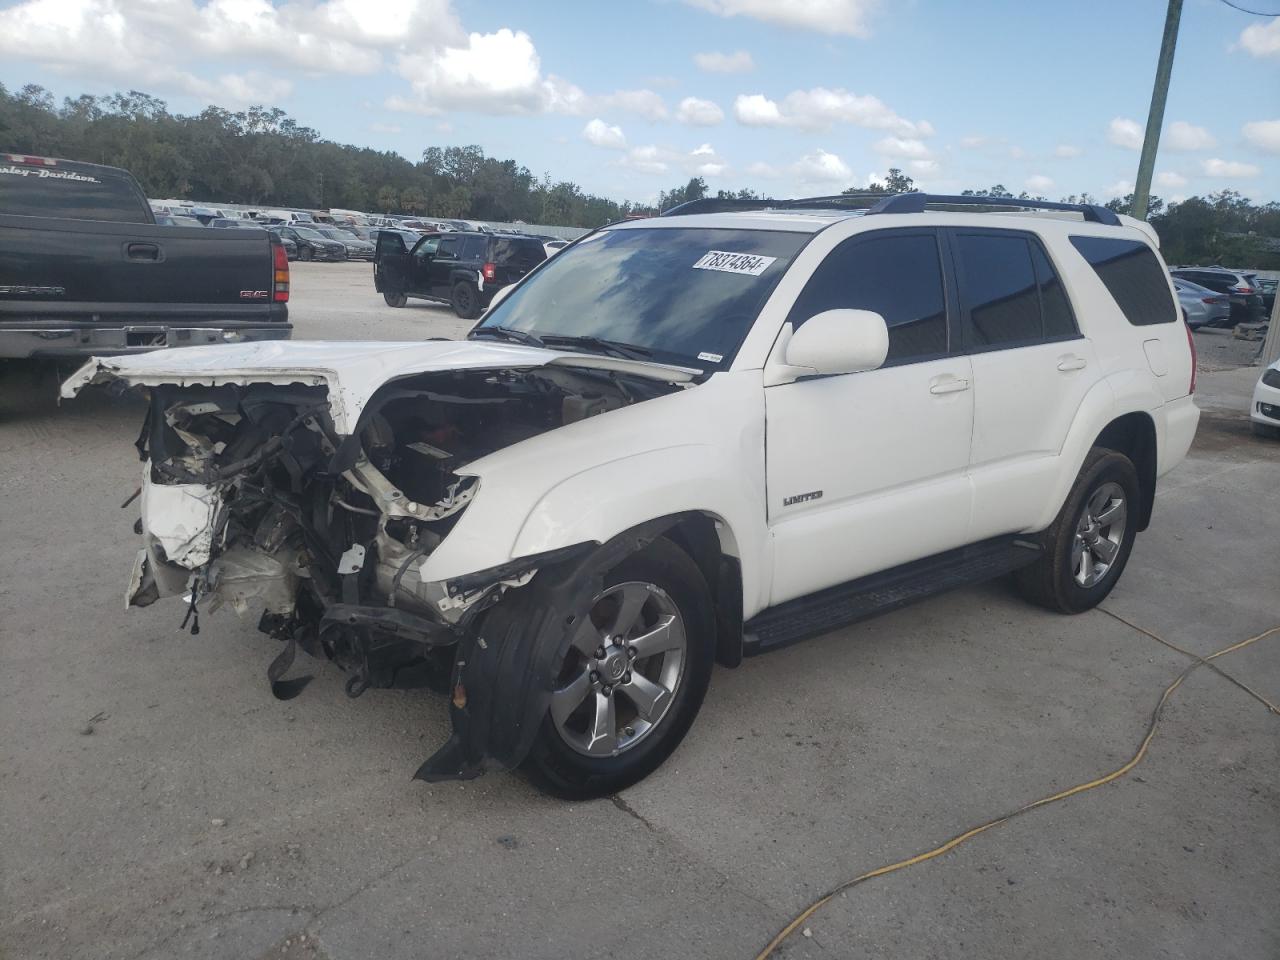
[0,154,291,358]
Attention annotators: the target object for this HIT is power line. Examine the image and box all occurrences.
[1218,0,1280,15]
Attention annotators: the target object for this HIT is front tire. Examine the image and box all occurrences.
[451,281,481,320]
[1252,421,1280,440]
[1015,448,1140,614]
[299,246,313,262]
[522,538,715,799]
[383,291,408,308]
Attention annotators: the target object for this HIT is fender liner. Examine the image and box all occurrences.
[413,517,680,782]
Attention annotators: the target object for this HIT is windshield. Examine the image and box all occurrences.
[473,226,808,369]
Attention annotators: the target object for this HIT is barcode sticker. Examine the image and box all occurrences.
[692,250,776,276]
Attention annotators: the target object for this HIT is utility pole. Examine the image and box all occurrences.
[1132,0,1183,221]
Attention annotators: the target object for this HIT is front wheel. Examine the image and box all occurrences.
[383,291,408,308]
[1252,421,1280,440]
[1015,448,1140,614]
[450,281,481,320]
[522,538,714,798]
[299,246,313,262]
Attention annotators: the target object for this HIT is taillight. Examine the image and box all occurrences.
[482,262,496,282]
[1184,319,1197,394]
[272,241,290,302]
[1202,297,1219,304]
[1231,285,1252,294]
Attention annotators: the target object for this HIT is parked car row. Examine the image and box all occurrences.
[1169,266,1268,324]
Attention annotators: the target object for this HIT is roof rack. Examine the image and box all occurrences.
[660,192,1121,226]
[866,193,1121,226]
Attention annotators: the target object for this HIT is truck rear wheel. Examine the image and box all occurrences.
[1015,448,1140,614]
[522,538,714,798]
[450,282,481,320]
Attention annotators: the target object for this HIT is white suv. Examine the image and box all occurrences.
[65,193,1200,797]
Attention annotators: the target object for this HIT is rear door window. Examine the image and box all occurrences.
[953,232,1042,349]
[1070,236,1176,325]
[787,230,949,365]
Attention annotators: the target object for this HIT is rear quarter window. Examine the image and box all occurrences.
[492,238,547,265]
[0,163,150,222]
[1070,236,1176,326]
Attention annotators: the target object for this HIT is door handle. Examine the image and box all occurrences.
[929,376,971,395]
[126,242,161,261]
[1057,355,1087,372]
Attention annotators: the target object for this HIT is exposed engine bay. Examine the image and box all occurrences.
[128,364,678,699]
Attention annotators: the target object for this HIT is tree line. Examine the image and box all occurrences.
[1,83,1276,265]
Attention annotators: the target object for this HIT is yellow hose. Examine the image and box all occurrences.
[754,623,1280,960]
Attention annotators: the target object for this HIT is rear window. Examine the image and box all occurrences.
[0,162,150,222]
[1070,236,1176,326]
[491,238,546,265]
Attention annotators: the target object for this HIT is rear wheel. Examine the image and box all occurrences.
[383,291,408,308]
[522,538,714,798]
[450,281,481,320]
[1015,448,1140,614]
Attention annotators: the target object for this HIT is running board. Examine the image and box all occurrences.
[742,535,1042,655]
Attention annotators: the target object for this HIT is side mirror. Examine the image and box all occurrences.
[784,309,889,376]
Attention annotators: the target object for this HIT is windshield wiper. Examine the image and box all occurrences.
[469,325,545,348]
[538,334,653,362]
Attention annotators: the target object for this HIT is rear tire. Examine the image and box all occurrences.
[522,538,715,799]
[383,292,408,308]
[451,282,481,320]
[1015,448,1140,614]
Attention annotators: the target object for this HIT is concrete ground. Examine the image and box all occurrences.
[2,261,1277,960]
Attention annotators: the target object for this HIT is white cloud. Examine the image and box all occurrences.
[1165,120,1215,151]
[1008,145,1026,160]
[617,143,729,178]
[873,136,931,159]
[958,135,988,149]
[1238,17,1280,58]
[393,29,558,114]
[1155,171,1188,189]
[1243,119,1280,154]
[1025,174,1054,193]
[693,49,755,73]
[0,0,464,104]
[908,159,938,174]
[675,97,725,126]
[582,118,626,149]
[1105,179,1134,199]
[684,0,879,36]
[1108,117,1144,150]
[791,148,853,184]
[599,88,668,121]
[1054,144,1082,158]
[745,161,782,179]
[733,87,932,137]
[370,121,403,134]
[1202,157,1261,179]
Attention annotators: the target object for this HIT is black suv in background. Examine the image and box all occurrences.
[1169,267,1265,322]
[375,230,547,318]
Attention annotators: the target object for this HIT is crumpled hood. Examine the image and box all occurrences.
[62,338,700,434]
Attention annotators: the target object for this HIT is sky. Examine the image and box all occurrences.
[0,0,1277,207]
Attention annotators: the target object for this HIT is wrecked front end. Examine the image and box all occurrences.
[103,361,681,780]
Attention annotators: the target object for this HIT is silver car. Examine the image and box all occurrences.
[1173,277,1231,329]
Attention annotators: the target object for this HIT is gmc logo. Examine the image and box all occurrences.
[239,290,269,299]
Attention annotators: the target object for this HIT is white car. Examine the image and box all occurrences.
[63,193,1199,797]
[1252,358,1280,438]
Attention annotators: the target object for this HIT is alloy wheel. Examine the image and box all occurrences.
[549,581,687,758]
[1072,481,1127,587]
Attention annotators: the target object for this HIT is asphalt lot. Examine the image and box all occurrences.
[2,261,1277,960]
